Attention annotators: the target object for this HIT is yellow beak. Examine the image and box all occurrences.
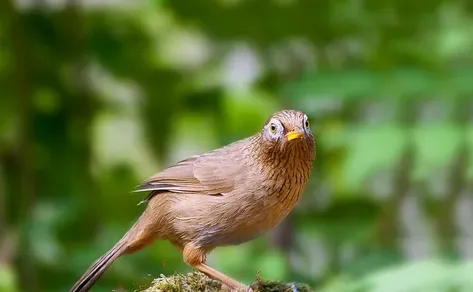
[285,130,304,141]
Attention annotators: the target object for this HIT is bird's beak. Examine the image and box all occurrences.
[285,130,304,141]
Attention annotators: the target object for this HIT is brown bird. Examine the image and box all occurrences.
[70,109,315,292]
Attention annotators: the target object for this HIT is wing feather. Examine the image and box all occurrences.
[133,139,250,201]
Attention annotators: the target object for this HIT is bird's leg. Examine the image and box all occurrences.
[181,244,252,292]
[170,242,232,291]
[194,263,250,292]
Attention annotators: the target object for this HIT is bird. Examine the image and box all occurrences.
[70,109,315,292]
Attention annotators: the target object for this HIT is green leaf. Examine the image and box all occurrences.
[412,124,463,180]
[322,259,473,292]
[223,88,279,140]
[467,126,473,180]
[0,265,17,292]
[282,69,473,99]
[257,250,287,280]
[341,124,407,192]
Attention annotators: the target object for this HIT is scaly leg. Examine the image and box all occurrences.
[179,244,252,292]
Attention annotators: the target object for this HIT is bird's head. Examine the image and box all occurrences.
[259,109,315,155]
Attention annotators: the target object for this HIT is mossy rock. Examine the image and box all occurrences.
[139,271,314,292]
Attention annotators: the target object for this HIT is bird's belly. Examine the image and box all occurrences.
[170,189,301,248]
[197,226,264,247]
[194,201,293,247]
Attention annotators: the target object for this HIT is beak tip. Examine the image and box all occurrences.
[285,131,304,141]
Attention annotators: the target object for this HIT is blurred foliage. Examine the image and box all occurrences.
[1,0,473,292]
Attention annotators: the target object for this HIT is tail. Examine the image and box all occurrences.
[70,239,128,292]
[71,202,162,292]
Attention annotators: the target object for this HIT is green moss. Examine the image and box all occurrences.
[140,272,223,292]
[139,271,314,292]
[251,280,313,292]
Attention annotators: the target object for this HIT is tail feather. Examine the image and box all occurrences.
[70,240,127,292]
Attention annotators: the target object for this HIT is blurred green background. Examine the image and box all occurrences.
[1,0,473,291]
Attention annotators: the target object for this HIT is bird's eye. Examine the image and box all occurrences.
[270,123,277,134]
[305,119,310,129]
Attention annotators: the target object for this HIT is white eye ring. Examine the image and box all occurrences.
[267,119,281,136]
[304,115,310,129]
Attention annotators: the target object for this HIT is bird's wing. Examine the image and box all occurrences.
[133,140,248,200]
